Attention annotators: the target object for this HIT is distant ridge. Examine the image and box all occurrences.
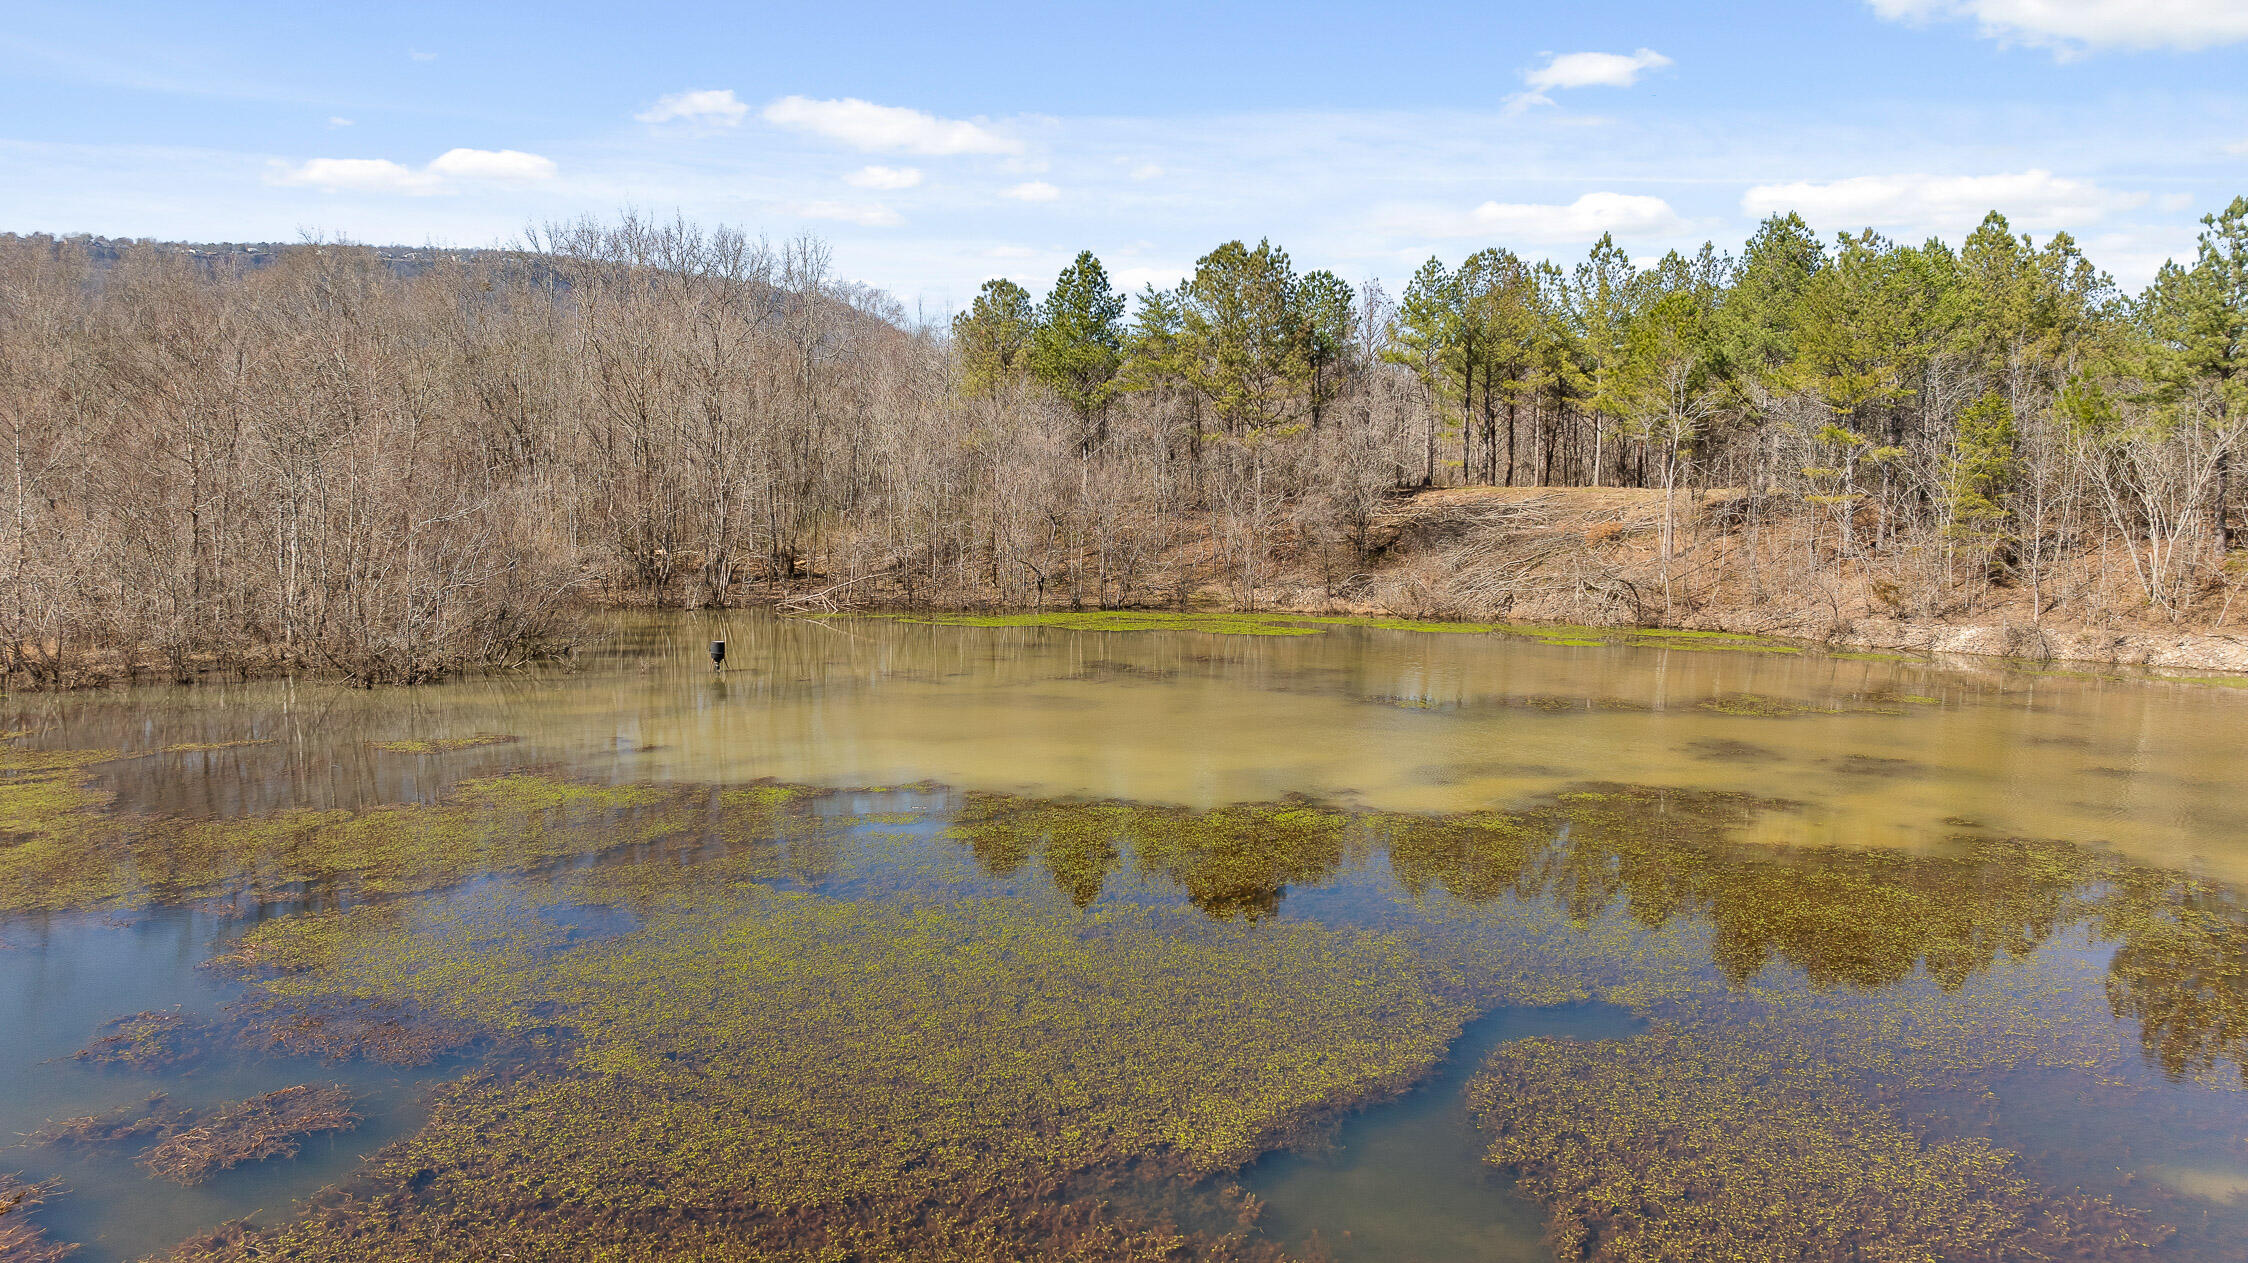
[0,233,508,279]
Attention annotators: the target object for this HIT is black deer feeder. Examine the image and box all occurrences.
[709,639,727,671]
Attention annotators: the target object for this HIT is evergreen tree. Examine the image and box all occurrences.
[953,278,1036,396]
[2143,196,2248,548]
[1174,239,1308,436]
[1027,251,1127,446]
[1297,269,1358,427]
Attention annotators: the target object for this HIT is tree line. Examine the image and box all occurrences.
[3,200,2245,684]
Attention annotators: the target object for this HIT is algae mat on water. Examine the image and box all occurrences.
[182,879,1476,1261]
[0,738,820,913]
[172,790,2248,1261]
[10,726,2247,1260]
[812,609,1811,654]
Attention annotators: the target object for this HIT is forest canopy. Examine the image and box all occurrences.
[4,199,2247,684]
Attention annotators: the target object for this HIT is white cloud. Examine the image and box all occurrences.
[1002,180,1060,202]
[844,164,923,189]
[327,116,353,128]
[270,148,557,196]
[1385,191,1684,241]
[1510,48,1672,110]
[1527,48,1675,91]
[1741,169,2146,232]
[2160,191,2198,211]
[788,200,902,227]
[762,96,1021,155]
[635,88,750,126]
[426,147,557,182]
[983,244,1039,260]
[408,49,437,62]
[1867,0,2248,52]
[1130,163,1165,180]
[271,157,435,195]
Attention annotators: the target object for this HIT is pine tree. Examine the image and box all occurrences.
[952,278,1036,396]
[1027,251,1126,448]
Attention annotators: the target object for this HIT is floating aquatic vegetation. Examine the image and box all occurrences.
[32,1093,195,1147]
[2103,880,2248,1085]
[128,765,2248,1258]
[180,877,1475,1259]
[1363,692,1652,714]
[816,609,1822,654]
[1694,692,1838,717]
[951,793,1354,917]
[840,610,1325,636]
[0,1173,72,1263]
[234,997,484,1067]
[139,1085,361,1185]
[367,735,520,754]
[75,1010,207,1069]
[1829,753,1924,777]
[1468,1025,2164,1262]
[157,739,278,754]
[0,771,825,914]
[0,745,132,909]
[1683,737,1783,762]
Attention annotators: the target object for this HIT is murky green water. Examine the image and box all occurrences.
[2,613,2246,1261]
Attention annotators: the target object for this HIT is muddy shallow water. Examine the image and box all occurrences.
[2,612,2246,1261]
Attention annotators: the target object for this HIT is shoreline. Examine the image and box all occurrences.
[11,599,2248,693]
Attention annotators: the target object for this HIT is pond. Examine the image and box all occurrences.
[2,611,2245,1261]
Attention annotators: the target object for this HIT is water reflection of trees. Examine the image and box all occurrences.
[947,784,2248,1083]
[951,794,1346,919]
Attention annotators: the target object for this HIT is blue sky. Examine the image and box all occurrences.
[6,0,2248,309]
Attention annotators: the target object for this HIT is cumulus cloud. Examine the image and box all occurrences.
[1386,191,1683,241]
[1510,48,1672,110]
[271,157,433,194]
[425,148,557,181]
[1130,163,1165,180]
[1866,0,2248,53]
[1002,180,1061,202]
[844,164,923,189]
[1741,169,2146,232]
[788,200,903,227]
[636,89,750,126]
[270,148,557,195]
[762,96,1020,155]
[327,116,353,128]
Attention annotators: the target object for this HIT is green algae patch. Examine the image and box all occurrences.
[76,1009,208,1069]
[155,775,2248,1259]
[1469,1025,2162,1261]
[0,769,830,915]
[813,609,1834,658]
[159,738,278,754]
[0,743,142,910]
[368,734,520,754]
[196,882,1473,1260]
[951,792,1356,917]
[2104,880,2248,1084]
[1692,691,1915,717]
[840,610,1324,637]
